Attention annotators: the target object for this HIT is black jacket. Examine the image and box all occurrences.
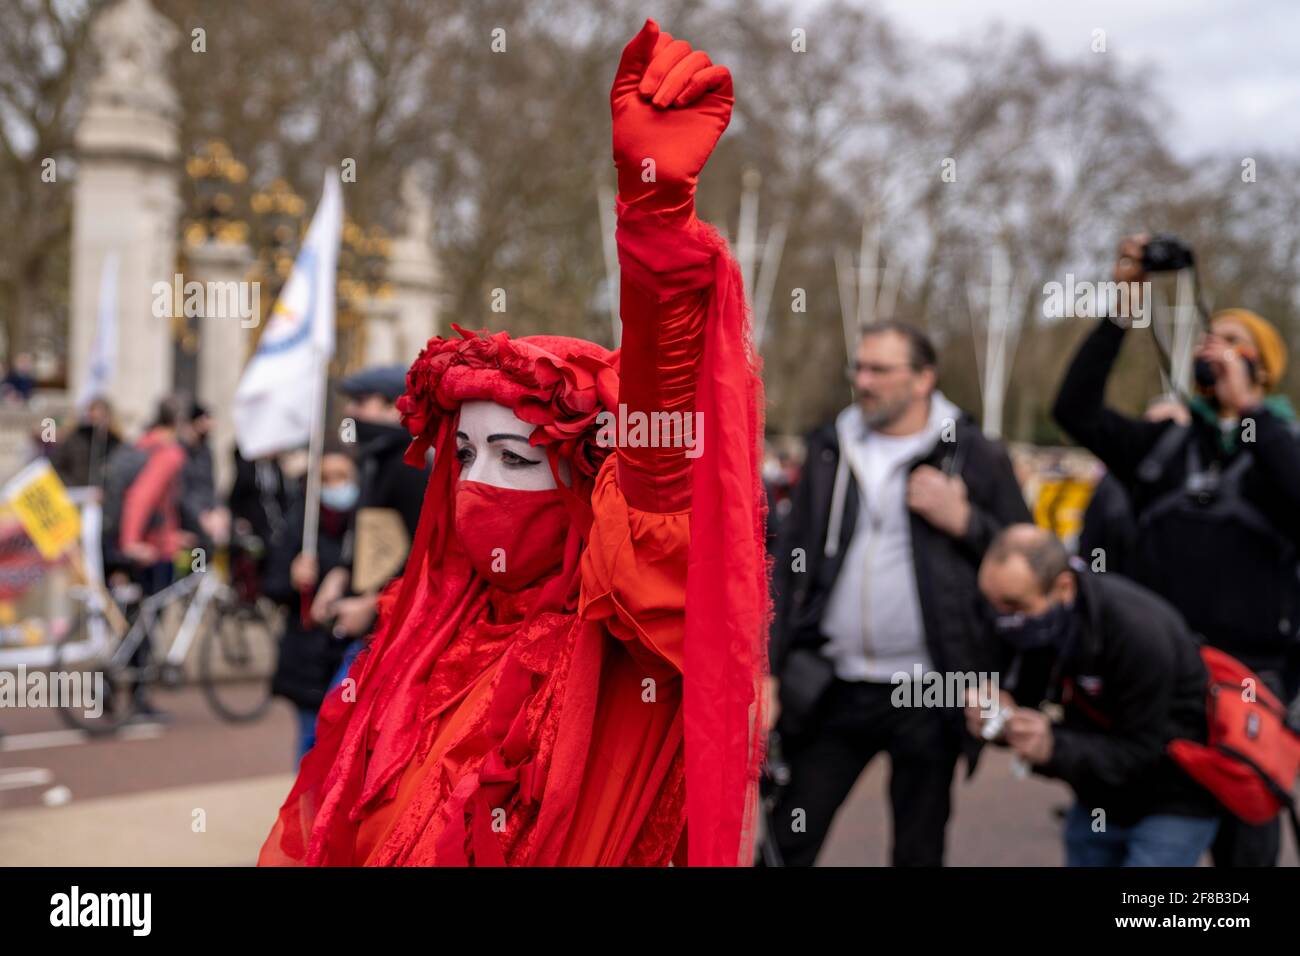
[51,424,121,489]
[357,425,428,537]
[179,439,216,539]
[267,500,353,711]
[773,408,1030,673]
[1053,318,1300,668]
[228,450,291,547]
[772,407,1030,765]
[1077,471,1137,578]
[345,422,433,593]
[1016,570,1216,826]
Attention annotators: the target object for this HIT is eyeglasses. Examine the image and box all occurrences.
[845,361,912,380]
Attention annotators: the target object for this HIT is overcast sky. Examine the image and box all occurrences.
[850,0,1300,160]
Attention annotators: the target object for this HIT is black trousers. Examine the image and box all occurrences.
[1212,815,1280,867]
[771,677,960,866]
[126,561,173,707]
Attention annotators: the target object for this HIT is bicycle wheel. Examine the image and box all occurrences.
[198,598,279,722]
[51,610,134,736]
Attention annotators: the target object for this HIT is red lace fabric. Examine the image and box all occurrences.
[257,195,767,871]
[616,206,770,864]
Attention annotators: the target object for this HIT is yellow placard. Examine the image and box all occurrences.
[5,459,81,561]
[1033,477,1094,541]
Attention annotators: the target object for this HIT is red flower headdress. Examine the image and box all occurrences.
[258,325,626,865]
[397,324,620,485]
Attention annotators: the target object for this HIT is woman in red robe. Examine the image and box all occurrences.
[259,19,768,867]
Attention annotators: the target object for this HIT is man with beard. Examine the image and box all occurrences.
[310,366,432,656]
[769,321,1030,865]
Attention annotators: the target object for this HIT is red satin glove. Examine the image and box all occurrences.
[612,21,733,513]
[616,276,707,513]
[611,18,734,220]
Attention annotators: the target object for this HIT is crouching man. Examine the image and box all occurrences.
[972,524,1219,866]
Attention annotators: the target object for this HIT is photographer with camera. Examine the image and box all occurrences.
[973,525,1219,866]
[1053,233,1300,866]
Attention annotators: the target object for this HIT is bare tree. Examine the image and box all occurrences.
[2,0,1296,441]
[0,0,105,369]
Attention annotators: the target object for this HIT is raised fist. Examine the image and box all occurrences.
[611,19,733,217]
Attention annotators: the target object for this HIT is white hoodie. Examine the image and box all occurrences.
[819,391,961,682]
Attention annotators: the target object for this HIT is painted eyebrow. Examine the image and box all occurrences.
[456,431,536,446]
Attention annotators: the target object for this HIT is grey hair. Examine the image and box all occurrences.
[985,524,1070,593]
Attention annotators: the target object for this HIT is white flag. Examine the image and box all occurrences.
[233,173,343,459]
[78,252,119,410]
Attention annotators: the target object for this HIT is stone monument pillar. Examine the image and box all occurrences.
[69,0,181,436]
[186,239,254,494]
[363,299,401,367]
[385,167,442,364]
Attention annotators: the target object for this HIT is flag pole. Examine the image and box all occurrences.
[296,172,341,560]
[301,347,327,559]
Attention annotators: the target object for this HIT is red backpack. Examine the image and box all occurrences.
[1168,646,1300,840]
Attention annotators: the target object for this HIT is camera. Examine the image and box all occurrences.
[1141,234,1195,272]
[981,706,1013,742]
[1193,357,1218,389]
[1194,352,1259,390]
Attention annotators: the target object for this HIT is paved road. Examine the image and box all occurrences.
[811,750,1299,866]
[2,688,1295,866]
[1,686,297,865]
[1,685,296,809]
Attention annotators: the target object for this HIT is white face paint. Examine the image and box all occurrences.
[455,400,567,491]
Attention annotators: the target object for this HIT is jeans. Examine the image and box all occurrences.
[295,708,318,764]
[134,560,175,597]
[294,640,364,763]
[328,639,364,693]
[1064,802,1219,866]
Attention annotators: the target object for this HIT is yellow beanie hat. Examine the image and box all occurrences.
[1211,308,1287,390]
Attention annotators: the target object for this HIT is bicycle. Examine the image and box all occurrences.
[52,560,283,735]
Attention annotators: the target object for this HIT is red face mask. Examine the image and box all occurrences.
[453,481,569,591]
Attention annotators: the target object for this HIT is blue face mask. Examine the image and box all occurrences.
[320,482,359,512]
[994,600,1075,651]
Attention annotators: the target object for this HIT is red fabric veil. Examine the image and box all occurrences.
[616,205,771,863]
[261,259,768,864]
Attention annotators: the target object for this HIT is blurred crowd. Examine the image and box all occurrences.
[34,365,430,755]
[14,230,1300,868]
[0,353,38,405]
[761,234,1300,868]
